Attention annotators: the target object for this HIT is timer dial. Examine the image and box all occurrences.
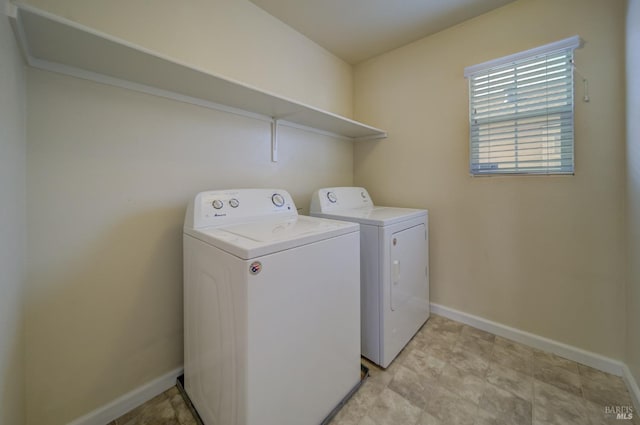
[272,193,285,207]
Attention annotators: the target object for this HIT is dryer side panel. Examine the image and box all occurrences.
[360,224,381,364]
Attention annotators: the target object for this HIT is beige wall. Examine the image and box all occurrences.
[22,1,355,423]
[354,0,627,359]
[0,0,27,423]
[627,0,640,389]
[24,0,353,118]
[25,69,353,425]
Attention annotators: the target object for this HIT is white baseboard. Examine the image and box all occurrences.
[67,367,183,425]
[430,302,640,410]
[622,363,640,414]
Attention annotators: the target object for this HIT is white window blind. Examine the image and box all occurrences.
[464,36,580,176]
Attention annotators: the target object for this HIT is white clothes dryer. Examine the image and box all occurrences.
[310,187,429,368]
[184,189,361,425]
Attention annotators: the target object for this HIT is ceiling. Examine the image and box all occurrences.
[249,0,518,64]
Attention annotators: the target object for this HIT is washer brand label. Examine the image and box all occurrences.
[249,261,262,275]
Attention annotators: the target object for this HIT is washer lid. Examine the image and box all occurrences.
[184,215,358,259]
[313,206,426,226]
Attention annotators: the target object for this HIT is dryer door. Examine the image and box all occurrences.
[390,223,427,311]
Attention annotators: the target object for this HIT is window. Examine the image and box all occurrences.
[464,36,581,175]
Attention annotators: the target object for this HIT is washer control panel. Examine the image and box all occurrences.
[187,189,297,229]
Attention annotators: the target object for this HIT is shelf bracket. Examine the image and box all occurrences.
[271,118,278,163]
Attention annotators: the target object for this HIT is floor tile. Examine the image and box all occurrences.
[420,325,460,347]
[111,316,637,425]
[428,314,459,328]
[400,348,446,381]
[455,332,494,361]
[460,324,496,343]
[582,399,638,425]
[356,416,378,425]
[404,332,428,352]
[478,382,532,425]
[578,364,627,392]
[115,392,180,425]
[534,350,579,374]
[578,364,621,382]
[490,343,534,376]
[473,407,516,425]
[363,358,398,387]
[581,374,634,408]
[494,336,533,356]
[368,387,422,425]
[533,362,582,397]
[423,385,478,425]
[425,315,464,340]
[416,410,442,425]
[420,334,458,363]
[166,387,198,425]
[388,364,436,408]
[485,361,534,402]
[578,364,630,407]
[438,363,486,405]
[330,405,364,425]
[533,379,590,425]
[449,343,490,377]
[331,378,386,425]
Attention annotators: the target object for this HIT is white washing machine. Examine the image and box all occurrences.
[183,189,361,425]
[310,187,429,368]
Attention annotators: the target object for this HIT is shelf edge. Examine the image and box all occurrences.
[8,1,388,141]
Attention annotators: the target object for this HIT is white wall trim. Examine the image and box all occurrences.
[622,363,640,414]
[431,303,625,375]
[66,367,183,425]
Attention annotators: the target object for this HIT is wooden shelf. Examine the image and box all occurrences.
[7,2,387,141]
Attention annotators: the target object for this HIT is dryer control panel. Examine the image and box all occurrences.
[310,187,374,213]
[185,189,297,229]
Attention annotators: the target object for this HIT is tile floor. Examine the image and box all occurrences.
[108,385,197,425]
[111,315,637,425]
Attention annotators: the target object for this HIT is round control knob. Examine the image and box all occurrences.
[229,198,239,208]
[272,193,285,207]
[361,191,367,199]
[327,191,337,203]
[212,199,223,209]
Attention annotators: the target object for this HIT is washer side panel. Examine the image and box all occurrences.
[184,235,248,425]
